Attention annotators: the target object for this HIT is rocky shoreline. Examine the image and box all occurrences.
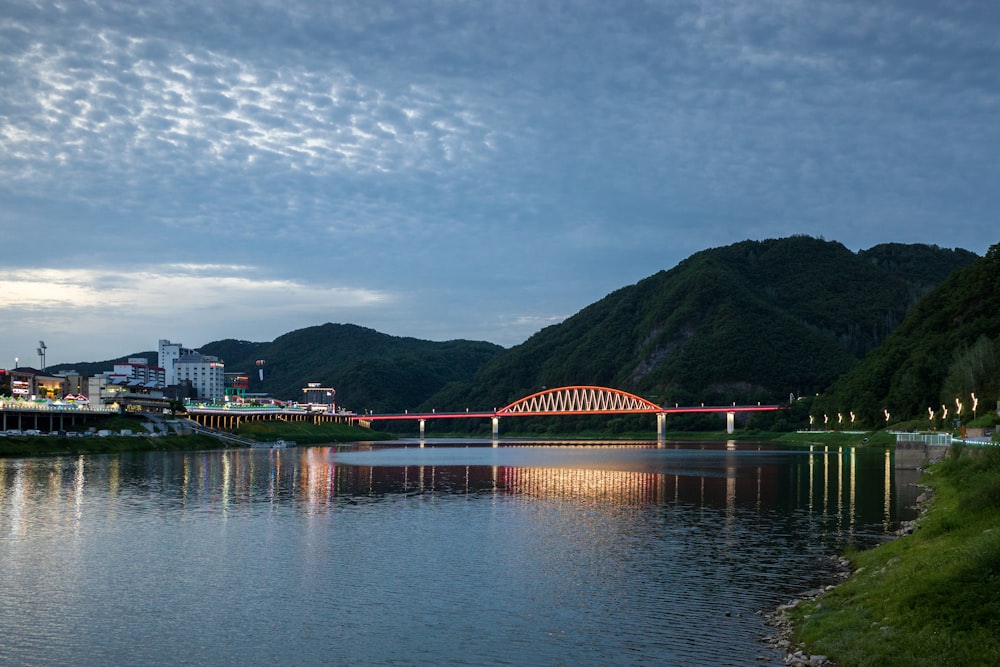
[759,482,934,666]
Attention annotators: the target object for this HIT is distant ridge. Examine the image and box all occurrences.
[816,242,1000,426]
[48,237,980,423]
[424,237,977,416]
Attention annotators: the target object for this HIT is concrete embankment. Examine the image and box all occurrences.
[894,439,950,469]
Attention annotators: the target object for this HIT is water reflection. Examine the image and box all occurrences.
[1,441,915,546]
[0,441,926,666]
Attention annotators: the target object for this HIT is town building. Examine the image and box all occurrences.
[87,375,170,413]
[176,352,225,401]
[104,357,166,388]
[6,367,67,400]
[301,382,336,412]
[158,339,194,387]
[55,371,87,397]
[224,372,249,403]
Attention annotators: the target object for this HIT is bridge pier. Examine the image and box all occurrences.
[419,418,426,439]
[656,413,666,440]
[727,411,735,434]
[492,417,499,441]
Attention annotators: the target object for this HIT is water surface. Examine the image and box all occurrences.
[0,441,915,666]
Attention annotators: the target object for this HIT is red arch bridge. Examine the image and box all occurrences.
[351,385,786,438]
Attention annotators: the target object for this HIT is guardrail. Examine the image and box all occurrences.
[895,433,997,446]
[895,433,952,445]
[0,401,117,414]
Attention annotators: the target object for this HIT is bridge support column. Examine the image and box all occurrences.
[726,411,735,434]
[419,419,426,439]
[492,417,499,445]
[656,413,666,441]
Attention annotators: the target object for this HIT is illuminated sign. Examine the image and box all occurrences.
[12,380,30,396]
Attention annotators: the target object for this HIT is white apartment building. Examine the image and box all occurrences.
[106,357,166,388]
[158,339,194,387]
[176,352,225,401]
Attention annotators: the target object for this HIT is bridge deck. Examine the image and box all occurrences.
[358,404,784,421]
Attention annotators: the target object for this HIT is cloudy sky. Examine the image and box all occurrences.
[2,1,998,367]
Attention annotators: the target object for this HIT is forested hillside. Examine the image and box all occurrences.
[814,243,1000,427]
[47,237,981,424]
[426,237,977,414]
[198,324,503,413]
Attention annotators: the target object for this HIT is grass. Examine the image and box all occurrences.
[0,415,393,457]
[0,433,223,457]
[787,445,1000,665]
[236,419,395,444]
[774,430,896,448]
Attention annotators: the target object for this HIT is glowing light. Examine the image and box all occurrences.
[884,409,891,422]
[942,405,948,419]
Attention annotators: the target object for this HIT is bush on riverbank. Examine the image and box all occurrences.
[788,445,1000,665]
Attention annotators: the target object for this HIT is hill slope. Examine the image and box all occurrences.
[426,237,977,413]
[199,323,504,413]
[815,242,1000,427]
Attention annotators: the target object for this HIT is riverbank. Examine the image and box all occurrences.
[0,419,394,457]
[778,444,1000,665]
[0,432,226,457]
[0,423,895,458]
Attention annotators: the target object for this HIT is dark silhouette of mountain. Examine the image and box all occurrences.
[814,242,1000,427]
[198,323,504,413]
[47,237,980,426]
[424,237,977,415]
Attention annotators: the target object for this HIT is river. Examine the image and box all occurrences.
[0,440,918,666]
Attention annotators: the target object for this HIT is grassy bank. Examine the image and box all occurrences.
[787,444,1000,665]
[236,420,395,444]
[773,430,896,448]
[0,433,224,457]
[0,416,394,457]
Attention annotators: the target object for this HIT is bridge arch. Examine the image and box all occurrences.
[497,385,661,416]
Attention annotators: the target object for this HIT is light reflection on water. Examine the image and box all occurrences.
[0,441,916,666]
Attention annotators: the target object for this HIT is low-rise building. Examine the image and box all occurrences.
[106,358,166,388]
[302,382,336,412]
[7,367,67,400]
[87,375,170,413]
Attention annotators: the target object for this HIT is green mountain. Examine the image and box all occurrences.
[198,323,504,413]
[46,325,503,414]
[47,237,981,426]
[48,352,159,378]
[814,243,1000,427]
[425,237,978,416]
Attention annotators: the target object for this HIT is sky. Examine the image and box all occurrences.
[2,0,998,368]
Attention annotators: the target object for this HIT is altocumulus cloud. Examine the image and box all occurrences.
[2,0,999,365]
[1,27,493,196]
